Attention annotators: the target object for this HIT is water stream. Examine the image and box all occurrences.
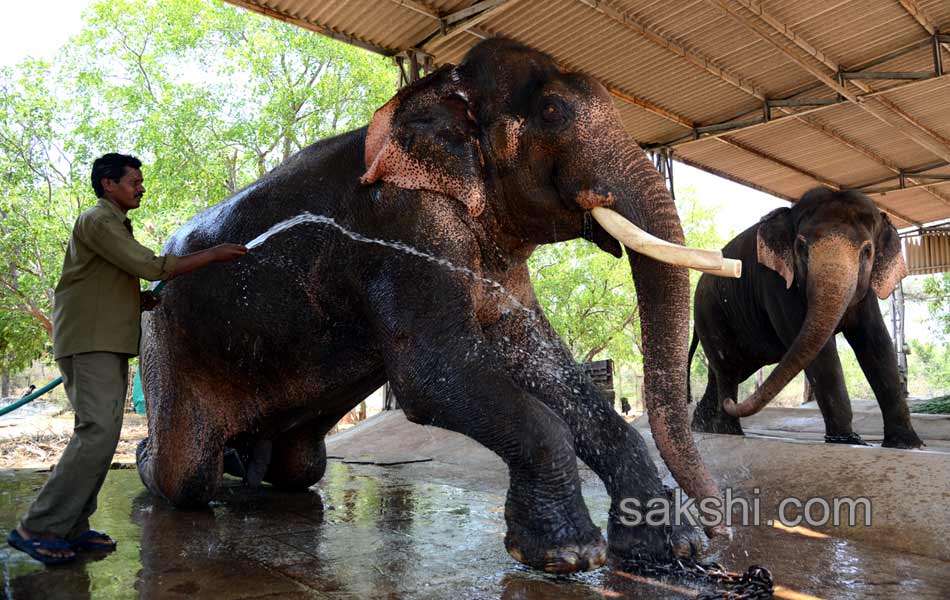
[246,212,539,321]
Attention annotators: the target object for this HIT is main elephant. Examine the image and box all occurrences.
[137,38,725,573]
[690,187,923,449]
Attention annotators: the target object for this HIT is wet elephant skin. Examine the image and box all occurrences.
[136,38,720,573]
[690,187,922,449]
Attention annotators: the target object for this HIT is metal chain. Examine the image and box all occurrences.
[620,559,774,599]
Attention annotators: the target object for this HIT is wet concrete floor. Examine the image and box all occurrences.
[1,459,948,599]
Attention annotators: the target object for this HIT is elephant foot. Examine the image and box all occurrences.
[882,429,924,449]
[504,518,607,574]
[824,432,869,446]
[607,513,705,564]
[691,409,744,436]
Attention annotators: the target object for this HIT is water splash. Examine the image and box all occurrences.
[246,212,538,320]
[245,212,593,399]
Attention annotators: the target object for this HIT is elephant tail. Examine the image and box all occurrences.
[686,330,699,404]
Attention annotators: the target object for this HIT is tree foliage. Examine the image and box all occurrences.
[923,273,950,339]
[0,0,396,371]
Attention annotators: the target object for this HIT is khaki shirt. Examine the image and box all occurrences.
[52,199,179,359]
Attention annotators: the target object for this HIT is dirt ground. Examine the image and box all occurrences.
[0,412,148,470]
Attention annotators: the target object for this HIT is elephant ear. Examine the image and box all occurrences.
[871,213,908,299]
[756,207,795,289]
[361,66,487,217]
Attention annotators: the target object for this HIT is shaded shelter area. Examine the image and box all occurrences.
[222,0,950,236]
[2,412,949,598]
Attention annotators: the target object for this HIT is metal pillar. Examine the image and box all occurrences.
[649,147,675,199]
[890,280,909,399]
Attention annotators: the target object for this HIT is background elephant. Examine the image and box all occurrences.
[690,187,923,449]
[137,38,724,574]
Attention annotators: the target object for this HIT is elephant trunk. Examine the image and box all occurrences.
[723,237,859,418]
[610,142,723,531]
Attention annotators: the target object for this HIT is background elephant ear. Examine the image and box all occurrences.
[756,207,795,289]
[871,213,908,299]
[361,66,487,217]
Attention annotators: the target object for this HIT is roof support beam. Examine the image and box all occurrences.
[437,21,699,132]
[221,0,396,56]
[789,114,950,209]
[896,0,938,36]
[575,0,766,100]
[711,136,923,225]
[713,136,841,189]
[418,0,517,51]
[606,87,695,130]
[706,0,858,102]
[706,0,950,163]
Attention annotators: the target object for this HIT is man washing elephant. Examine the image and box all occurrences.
[136,38,739,573]
[7,153,247,565]
[690,187,923,449]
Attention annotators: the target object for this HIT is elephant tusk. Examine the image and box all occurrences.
[698,258,742,279]
[591,207,742,278]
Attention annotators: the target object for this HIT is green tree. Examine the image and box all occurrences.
[923,273,950,339]
[0,0,396,372]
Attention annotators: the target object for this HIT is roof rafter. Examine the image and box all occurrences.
[706,0,858,102]
[418,0,519,51]
[714,136,841,189]
[896,0,938,36]
[780,114,950,209]
[460,24,697,129]
[575,0,766,100]
[711,136,923,225]
[708,0,950,164]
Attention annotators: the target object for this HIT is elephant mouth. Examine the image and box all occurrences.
[590,207,742,278]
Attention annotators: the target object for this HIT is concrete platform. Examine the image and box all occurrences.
[1,411,948,599]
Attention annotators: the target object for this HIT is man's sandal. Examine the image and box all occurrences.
[7,529,76,565]
[68,529,117,552]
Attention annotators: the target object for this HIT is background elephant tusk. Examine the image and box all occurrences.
[698,258,742,279]
[591,207,741,278]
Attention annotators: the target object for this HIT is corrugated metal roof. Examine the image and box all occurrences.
[222,0,950,232]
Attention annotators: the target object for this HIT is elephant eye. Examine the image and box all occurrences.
[541,100,563,124]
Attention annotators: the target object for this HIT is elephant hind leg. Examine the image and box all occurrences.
[263,422,329,491]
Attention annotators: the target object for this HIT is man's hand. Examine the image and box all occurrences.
[140,290,161,312]
[211,243,248,262]
[171,243,248,277]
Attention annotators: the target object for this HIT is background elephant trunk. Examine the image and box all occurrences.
[613,143,723,525]
[724,237,859,418]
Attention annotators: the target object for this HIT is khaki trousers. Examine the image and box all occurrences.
[20,352,128,539]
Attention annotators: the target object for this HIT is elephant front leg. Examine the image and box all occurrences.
[843,300,923,449]
[488,316,705,563]
[380,325,606,573]
[803,338,866,445]
[691,370,744,436]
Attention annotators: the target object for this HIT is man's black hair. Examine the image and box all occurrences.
[91,153,142,198]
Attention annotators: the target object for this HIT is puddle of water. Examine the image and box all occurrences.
[1,462,948,599]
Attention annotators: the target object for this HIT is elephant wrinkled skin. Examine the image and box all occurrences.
[690,187,923,449]
[137,39,722,573]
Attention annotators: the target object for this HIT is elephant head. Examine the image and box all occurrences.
[362,39,722,517]
[724,188,907,418]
